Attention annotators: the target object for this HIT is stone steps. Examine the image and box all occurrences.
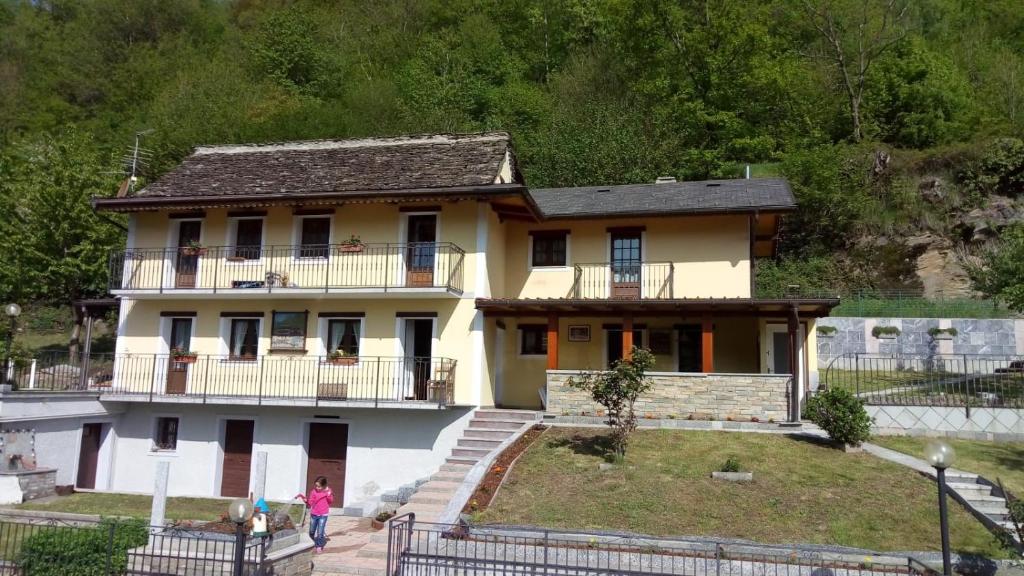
[313,555,385,576]
[463,428,515,440]
[438,462,473,474]
[474,409,539,421]
[457,437,503,449]
[451,446,491,458]
[356,543,388,560]
[468,418,525,430]
[445,455,481,465]
[948,481,996,499]
[418,481,462,493]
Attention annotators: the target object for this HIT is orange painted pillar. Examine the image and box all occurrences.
[547,313,559,370]
[623,315,634,360]
[701,314,714,373]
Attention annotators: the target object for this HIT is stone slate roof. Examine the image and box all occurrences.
[528,178,796,218]
[133,132,515,198]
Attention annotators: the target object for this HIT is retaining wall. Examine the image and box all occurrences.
[546,370,791,422]
[868,405,1024,441]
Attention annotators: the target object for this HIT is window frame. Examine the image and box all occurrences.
[269,310,309,352]
[227,317,262,361]
[294,215,333,260]
[528,230,570,270]
[325,318,362,358]
[152,416,180,452]
[227,216,265,262]
[518,324,548,357]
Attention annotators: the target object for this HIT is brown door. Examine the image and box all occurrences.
[610,231,642,299]
[175,220,202,288]
[76,423,102,489]
[406,215,437,287]
[166,318,192,394]
[221,420,255,498]
[306,423,347,505]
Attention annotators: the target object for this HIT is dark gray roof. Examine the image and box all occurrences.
[134,132,515,198]
[528,178,796,218]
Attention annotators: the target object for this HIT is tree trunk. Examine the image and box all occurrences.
[849,96,863,142]
[69,303,82,360]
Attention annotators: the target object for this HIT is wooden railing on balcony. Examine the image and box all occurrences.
[108,242,465,294]
[571,262,674,299]
[7,353,457,408]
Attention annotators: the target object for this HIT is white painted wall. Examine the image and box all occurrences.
[2,416,119,487]
[107,404,474,504]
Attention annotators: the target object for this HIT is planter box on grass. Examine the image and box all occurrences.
[711,471,753,482]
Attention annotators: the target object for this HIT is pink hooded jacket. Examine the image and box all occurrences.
[304,487,334,516]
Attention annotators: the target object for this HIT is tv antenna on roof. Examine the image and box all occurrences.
[118,129,155,197]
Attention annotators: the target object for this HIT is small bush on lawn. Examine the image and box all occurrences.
[17,518,148,576]
[721,457,741,473]
[804,387,872,446]
[568,347,654,457]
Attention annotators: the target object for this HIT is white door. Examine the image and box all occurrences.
[765,324,806,399]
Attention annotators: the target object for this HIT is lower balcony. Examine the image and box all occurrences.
[8,354,457,408]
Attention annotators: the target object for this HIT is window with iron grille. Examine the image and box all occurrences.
[154,417,179,451]
[299,217,330,258]
[520,325,548,355]
[233,219,263,260]
[531,232,567,267]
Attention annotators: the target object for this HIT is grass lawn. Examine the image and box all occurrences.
[872,436,1024,497]
[475,428,1007,557]
[15,493,287,523]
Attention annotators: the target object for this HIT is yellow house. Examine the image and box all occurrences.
[71,132,836,507]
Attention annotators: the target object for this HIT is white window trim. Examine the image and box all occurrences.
[527,232,571,272]
[292,214,334,261]
[150,413,182,454]
[318,316,365,365]
[219,316,264,360]
[160,315,197,357]
[517,324,548,358]
[164,218,204,288]
[225,216,266,266]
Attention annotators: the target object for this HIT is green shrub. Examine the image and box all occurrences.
[927,327,958,338]
[17,519,148,576]
[804,387,873,446]
[816,326,837,336]
[720,457,741,473]
[871,325,901,338]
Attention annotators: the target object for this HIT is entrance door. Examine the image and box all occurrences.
[76,423,102,489]
[607,329,644,367]
[403,319,433,400]
[765,324,807,394]
[306,422,347,504]
[166,318,192,395]
[677,325,702,372]
[405,215,437,287]
[221,420,254,497]
[174,221,202,289]
[610,231,642,299]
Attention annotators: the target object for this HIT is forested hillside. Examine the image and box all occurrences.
[2,0,1024,325]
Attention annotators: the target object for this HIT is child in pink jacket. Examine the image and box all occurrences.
[297,476,334,552]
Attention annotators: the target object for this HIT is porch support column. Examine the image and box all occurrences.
[788,305,800,423]
[546,313,559,371]
[622,315,634,360]
[701,314,714,373]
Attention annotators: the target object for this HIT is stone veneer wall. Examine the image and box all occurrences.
[817,317,1024,367]
[546,370,791,422]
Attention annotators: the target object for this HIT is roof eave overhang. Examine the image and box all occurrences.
[475,297,839,318]
[536,204,797,221]
[92,183,531,213]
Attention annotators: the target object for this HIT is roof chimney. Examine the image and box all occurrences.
[654,176,677,184]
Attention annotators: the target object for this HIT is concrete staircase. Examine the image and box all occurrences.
[945,471,1020,541]
[313,408,540,576]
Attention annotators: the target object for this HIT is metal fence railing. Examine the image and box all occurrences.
[108,242,466,294]
[754,287,1014,318]
[387,514,937,576]
[572,262,674,299]
[7,353,457,408]
[0,518,266,576]
[822,353,1024,408]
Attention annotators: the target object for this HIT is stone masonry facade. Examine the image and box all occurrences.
[546,371,791,422]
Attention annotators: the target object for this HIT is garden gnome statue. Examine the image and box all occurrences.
[250,498,270,537]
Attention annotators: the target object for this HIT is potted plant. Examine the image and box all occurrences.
[337,234,364,253]
[327,350,357,366]
[371,510,394,530]
[871,325,900,340]
[711,457,753,482]
[816,326,837,338]
[171,347,198,364]
[181,240,208,257]
[928,327,958,341]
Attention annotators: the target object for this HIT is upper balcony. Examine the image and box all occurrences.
[108,242,465,298]
[571,262,675,299]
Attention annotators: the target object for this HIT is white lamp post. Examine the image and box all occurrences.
[925,440,956,576]
[228,498,254,576]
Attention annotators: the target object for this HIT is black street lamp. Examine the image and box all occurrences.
[925,440,956,576]
[227,498,254,576]
[3,303,21,384]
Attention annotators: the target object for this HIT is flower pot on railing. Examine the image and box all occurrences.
[337,244,364,253]
[327,356,357,366]
[181,247,207,257]
[173,354,198,364]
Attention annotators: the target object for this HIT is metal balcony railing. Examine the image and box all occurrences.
[108,242,465,294]
[571,262,674,299]
[7,353,457,408]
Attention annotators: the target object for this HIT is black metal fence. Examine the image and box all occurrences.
[0,518,266,575]
[387,515,936,576]
[7,353,457,407]
[822,353,1024,408]
[108,242,465,294]
[572,262,674,299]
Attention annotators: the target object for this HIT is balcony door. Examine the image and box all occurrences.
[401,318,433,400]
[405,215,437,287]
[174,221,202,289]
[166,317,193,395]
[610,231,642,299]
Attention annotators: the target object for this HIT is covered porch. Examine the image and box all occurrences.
[477,298,838,422]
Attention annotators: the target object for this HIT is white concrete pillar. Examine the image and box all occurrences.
[149,460,170,533]
[253,451,268,501]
